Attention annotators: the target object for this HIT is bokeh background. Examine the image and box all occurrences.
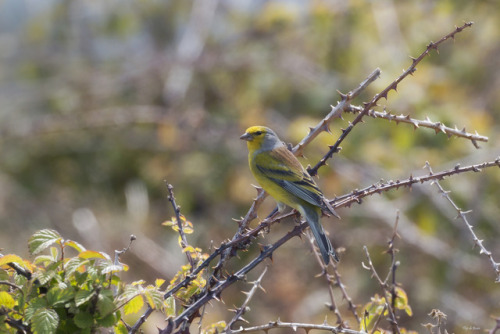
[1,0,499,332]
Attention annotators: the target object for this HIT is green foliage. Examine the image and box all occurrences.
[0,229,165,333]
[0,223,210,332]
[361,287,413,332]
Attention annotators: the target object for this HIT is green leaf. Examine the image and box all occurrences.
[78,250,110,260]
[36,261,61,285]
[47,286,75,307]
[31,308,59,334]
[29,230,62,255]
[114,322,128,334]
[164,296,176,318]
[101,263,124,274]
[97,312,118,327]
[49,247,59,261]
[145,289,164,310]
[155,279,166,288]
[64,240,86,253]
[74,311,93,329]
[64,257,88,277]
[34,255,56,266]
[97,293,116,316]
[123,295,144,315]
[75,289,95,307]
[0,291,16,309]
[202,321,226,334]
[26,297,48,322]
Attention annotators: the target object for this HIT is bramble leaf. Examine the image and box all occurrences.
[29,229,62,255]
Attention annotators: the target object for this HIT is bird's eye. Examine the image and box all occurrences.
[255,131,262,136]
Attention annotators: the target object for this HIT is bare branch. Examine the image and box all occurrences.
[424,162,500,281]
[309,22,474,176]
[225,266,268,331]
[346,105,488,147]
[293,68,381,157]
[230,319,366,334]
[165,182,195,269]
[332,158,500,210]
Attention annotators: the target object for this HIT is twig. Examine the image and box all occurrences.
[113,235,136,296]
[489,317,500,334]
[293,68,381,158]
[309,22,474,176]
[362,246,401,334]
[229,319,365,334]
[165,182,195,269]
[225,266,268,331]
[159,223,309,333]
[424,162,500,281]
[307,233,345,325]
[332,158,500,210]
[332,262,361,325]
[346,105,488,147]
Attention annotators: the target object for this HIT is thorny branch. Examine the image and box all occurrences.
[345,105,488,148]
[158,223,307,333]
[424,162,500,282]
[166,182,195,269]
[229,319,365,334]
[225,266,268,331]
[307,232,361,326]
[308,21,474,176]
[362,246,401,334]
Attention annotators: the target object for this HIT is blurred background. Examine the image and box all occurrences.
[1,0,499,332]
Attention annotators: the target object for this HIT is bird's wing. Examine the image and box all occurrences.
[254,146,325,208]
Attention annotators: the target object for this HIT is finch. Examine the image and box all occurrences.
[240,126,340,263]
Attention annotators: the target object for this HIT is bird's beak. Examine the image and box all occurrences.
[240,132,252,141]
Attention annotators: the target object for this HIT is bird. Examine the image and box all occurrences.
[240,125,340,263]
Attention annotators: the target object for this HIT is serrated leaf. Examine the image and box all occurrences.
[123,295,144,315]
[164,296,175,318]
[29,229,62,255]
[145,289,163,310]
[101,263,124,274]
[114,322,128,334]
[202,321,227,334]
[74,311,93,329]
[34,255,56,266]
[78,250,109,260]
[155,279,166,288]
[49,247,59,261]
[31,308,59,334]
[47,287,75,307]
[97,294,115,316]
[0,291,16,308]
[0,269,9,280]
[0,254,25,267]
[64,240,86,253]
[97,312,118,327]
[131,280,145,286]
[75,289,95,307]
[64,257,88,277]
[26,297,48,322]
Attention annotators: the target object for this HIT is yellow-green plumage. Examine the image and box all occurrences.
[240,126,339,263]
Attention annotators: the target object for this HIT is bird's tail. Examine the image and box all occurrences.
[300,205,338,264]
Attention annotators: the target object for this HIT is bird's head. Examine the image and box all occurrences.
[240,126,282,152]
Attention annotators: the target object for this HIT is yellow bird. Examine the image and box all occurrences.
[240,126,340,263]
